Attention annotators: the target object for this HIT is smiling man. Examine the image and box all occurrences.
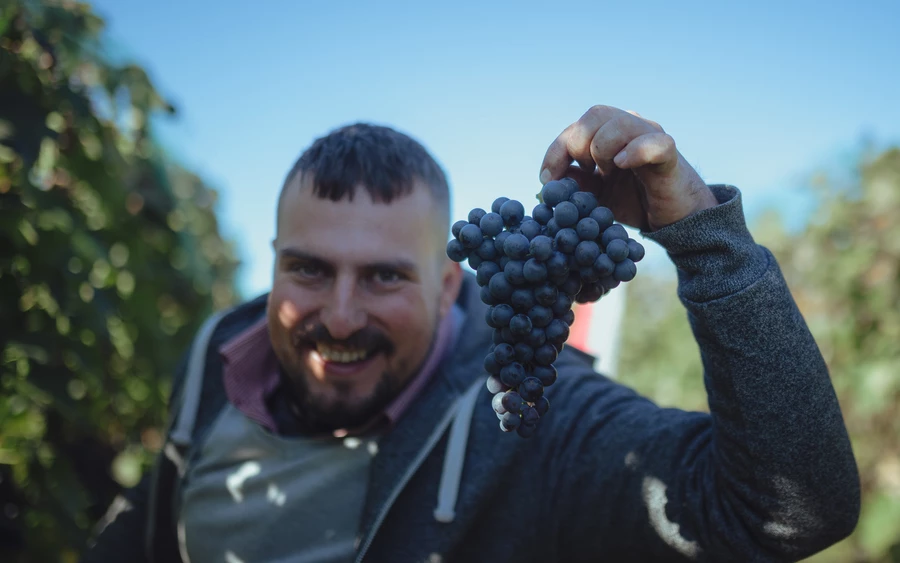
[84,108,860,563]
[267,129,462,435]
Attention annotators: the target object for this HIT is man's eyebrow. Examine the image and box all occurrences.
[278,249,329,264]
[278,248,417,273]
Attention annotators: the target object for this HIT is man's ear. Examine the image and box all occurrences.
[438,259,464,318]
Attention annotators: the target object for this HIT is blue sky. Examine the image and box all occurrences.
[88,0,900,298]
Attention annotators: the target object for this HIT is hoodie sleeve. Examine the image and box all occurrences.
[550,185,860,562]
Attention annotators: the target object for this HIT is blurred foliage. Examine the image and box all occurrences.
[620,147,900,562]
[0,1,240,560]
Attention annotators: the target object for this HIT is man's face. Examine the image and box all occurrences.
[268,176,462,433]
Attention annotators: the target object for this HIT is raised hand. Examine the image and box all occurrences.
[539,105,719,232]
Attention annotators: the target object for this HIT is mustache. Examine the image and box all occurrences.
[292,323,395,355]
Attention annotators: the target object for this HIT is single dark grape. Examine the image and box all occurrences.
[493,342,515,365]
[446,239,468,262]
[575,282,603,304]
[540,180,569,207]
[500,362,526,387]
[605,238,629,262]
[529,235,554,262]
[481,285,497,306]
[534,396,550,417]
[451,220,468,239]
[569,191,598,219]
[519,220,542,241]
[548,271,569,287]
[479,212,504,237]
[579,266,600,283]
[562,309,575,327]
[601,224,629,247]
[545,251,569,278]
[551,291,574,316]
[523,259,548,284]
[499,199,526,226]
[489,272,513,300]
[484,308,498,329]
[483,352,501,374]
[532,364,558,386]
[525,326,547,348]
[545,218,561,237]
[527,305,554,329]
[554,201,580,228]
[467,255,483,270]
[499,256,510,270]
[475,238,498,261]
[522,406,541,426]
[490,304,515,328]
[494,231,511,255]
[503,233,531,260]
[575,240,601,267]
[492,391,507,414]
[516,422,536,438]
[533,343,558,366]
[519,378,544,402]
[503,260,526,286]
[501,391,526,414]
[514,342,534,364]
[575,217,600,242]
[509,314,533,337]
[593,253,615,277]
[627,238,645,262]
[598,275,621,291]
[559,274,583,297]
[545,319,569,346]
[560,177,580,199]
[468,208,487,225]
[459,224,483,249]
[555,228,580,254]
[491,196,510,214]
[533,284,558,307]
[510,288,536,312]
[476,261,501,287]
[486,375,506,394]
[590,207,615,231]
[532,203,554,225]
[614,258,637,282]
[501,411,522,431]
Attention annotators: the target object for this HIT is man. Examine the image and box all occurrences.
[83,105,860,562]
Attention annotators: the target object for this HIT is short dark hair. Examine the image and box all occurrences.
[279,123,450,229]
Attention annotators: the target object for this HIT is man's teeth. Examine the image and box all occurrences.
[315,344,370,363]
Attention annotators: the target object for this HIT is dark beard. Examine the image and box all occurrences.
[277,364,403,435]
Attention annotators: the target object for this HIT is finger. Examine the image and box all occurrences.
[540,122,577,184]
[589,112,659,176]
[611,131,678,172]
[540,105,617,184]
[627,110,664,132]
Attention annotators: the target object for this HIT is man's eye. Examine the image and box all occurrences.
[373,270,401,284]
[290,263,322,277]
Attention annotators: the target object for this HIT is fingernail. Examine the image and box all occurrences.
[614,151,627,166]
[539,169,551,184]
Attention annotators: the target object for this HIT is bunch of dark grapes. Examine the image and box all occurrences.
[446,178,645,438]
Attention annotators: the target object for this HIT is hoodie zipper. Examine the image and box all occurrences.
[354,397,462,563]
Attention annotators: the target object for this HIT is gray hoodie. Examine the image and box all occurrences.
[83,185,860,562]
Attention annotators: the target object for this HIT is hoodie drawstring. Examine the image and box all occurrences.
[434,378,482,523]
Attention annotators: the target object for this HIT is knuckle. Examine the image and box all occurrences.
[586,104,609,121]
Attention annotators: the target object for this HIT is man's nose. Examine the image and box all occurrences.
[319,274,367,341]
